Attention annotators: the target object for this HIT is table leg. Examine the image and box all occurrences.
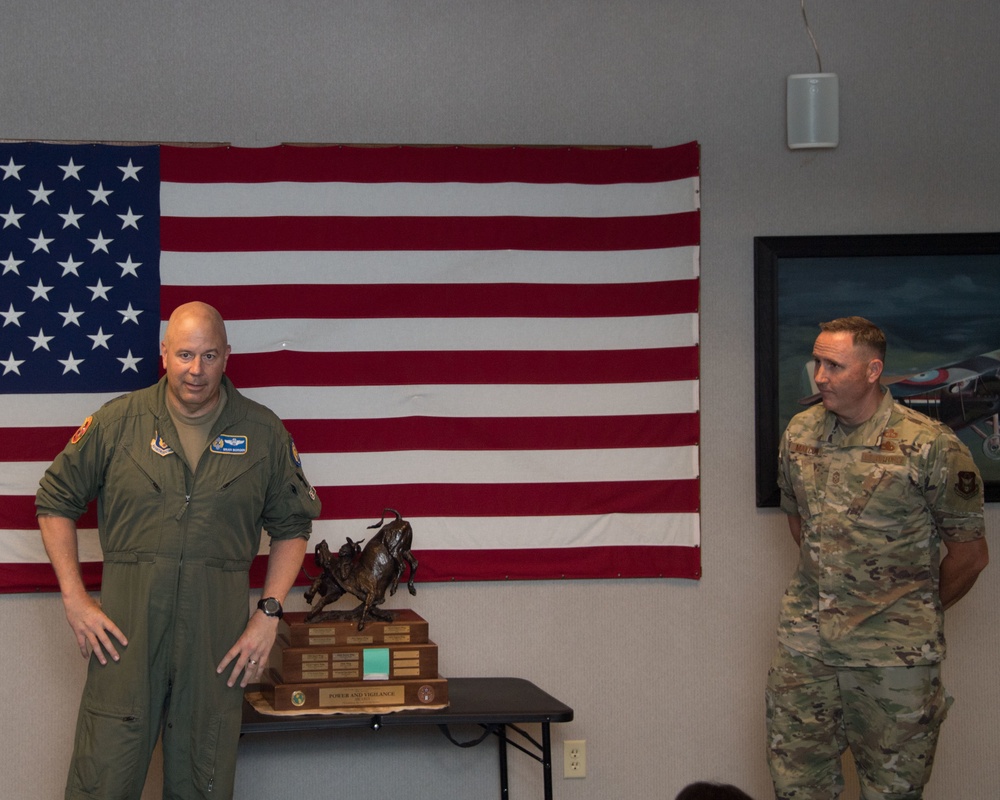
[542,722,553,800]
[498,724,509,800]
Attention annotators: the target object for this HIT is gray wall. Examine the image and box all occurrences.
[3,2,998,798]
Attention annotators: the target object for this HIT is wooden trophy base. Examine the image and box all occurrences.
[262,670,449,712]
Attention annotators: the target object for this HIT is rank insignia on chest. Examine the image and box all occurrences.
[150,432,174,456]
[211,435,248,455]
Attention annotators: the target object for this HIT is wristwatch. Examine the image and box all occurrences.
[257,597,283,619]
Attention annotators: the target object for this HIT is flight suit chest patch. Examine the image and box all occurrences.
[211,435,248,455]
[151,432,174,456]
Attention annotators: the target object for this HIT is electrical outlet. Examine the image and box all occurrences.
[564,739,586,778]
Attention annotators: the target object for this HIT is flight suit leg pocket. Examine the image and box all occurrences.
[67,703,146,800]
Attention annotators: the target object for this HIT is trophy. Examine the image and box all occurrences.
[258,510,448,712]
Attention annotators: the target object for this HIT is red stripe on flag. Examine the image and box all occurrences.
[161,279,700,321]
[2,499,96,531]
[2,480,698,531]
[161,142,700,185]
[1,413,698,463]
[160,213,700,253]
[316,480,700,519]
[269,544,701,587]
[256,544,702,589]
[1,427,77,462]
[405,545,702,581]
[0,544,701,597]
[0,561,94,594]
[282,413,701,452]
[223,347,699,387]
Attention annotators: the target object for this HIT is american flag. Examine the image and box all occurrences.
[0,141,701,592]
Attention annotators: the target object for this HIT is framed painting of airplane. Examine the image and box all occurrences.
[754,232,1000,507]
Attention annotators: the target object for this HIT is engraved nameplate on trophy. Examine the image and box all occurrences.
[272,638,439,683]
[262,671,449,711]
[279,609,429,647]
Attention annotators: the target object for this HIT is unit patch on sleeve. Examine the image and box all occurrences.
[211,435,248,455]
[954,471,981,500]
[70,416,94,445]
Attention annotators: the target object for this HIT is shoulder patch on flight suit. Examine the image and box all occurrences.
[289,440,303,468]
[211,435,248,455]
[151,431,174,456]
[70,416,93,445]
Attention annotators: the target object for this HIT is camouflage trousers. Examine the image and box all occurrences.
[766,643,951,800]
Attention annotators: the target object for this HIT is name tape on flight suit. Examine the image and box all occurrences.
[211,435,248,455]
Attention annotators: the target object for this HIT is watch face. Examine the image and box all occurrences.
[261,597,282,616]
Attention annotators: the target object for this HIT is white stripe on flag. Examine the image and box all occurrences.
[222,314,698,354]
[160,247,700,286]
[161,178,700,219]
[239,382,700,421]
[6,381,699,429]
[4,445,697,496]
[0,512,700,565]
[296,445,698,487]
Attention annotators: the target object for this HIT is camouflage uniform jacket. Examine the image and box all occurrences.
[777,389,985,667]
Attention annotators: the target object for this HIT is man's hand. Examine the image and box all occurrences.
[786,514,803,547]
[217,536,307,688]
[64,591,128,665]
[39,514,128,665]
[217,610,280,688]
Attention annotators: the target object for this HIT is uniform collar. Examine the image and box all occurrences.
[821,388,894,447]
[151,375,247,432]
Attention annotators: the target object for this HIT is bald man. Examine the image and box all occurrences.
[38,302,322,799]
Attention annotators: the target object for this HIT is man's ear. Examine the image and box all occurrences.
[867,358,884,384]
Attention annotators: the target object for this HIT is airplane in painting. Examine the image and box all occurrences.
[799,348,1000,460]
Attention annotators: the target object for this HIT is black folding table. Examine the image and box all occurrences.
[241,676,574,800]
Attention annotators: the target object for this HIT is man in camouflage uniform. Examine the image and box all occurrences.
[766,317,989,799]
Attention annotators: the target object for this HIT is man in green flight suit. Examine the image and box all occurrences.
[766,316,989,799]
[37,301,322,799]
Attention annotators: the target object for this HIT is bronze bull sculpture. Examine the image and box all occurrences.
[303,508,418,630]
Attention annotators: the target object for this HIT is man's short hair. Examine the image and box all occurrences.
[819,316,886,361]
[675,782,755,800]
